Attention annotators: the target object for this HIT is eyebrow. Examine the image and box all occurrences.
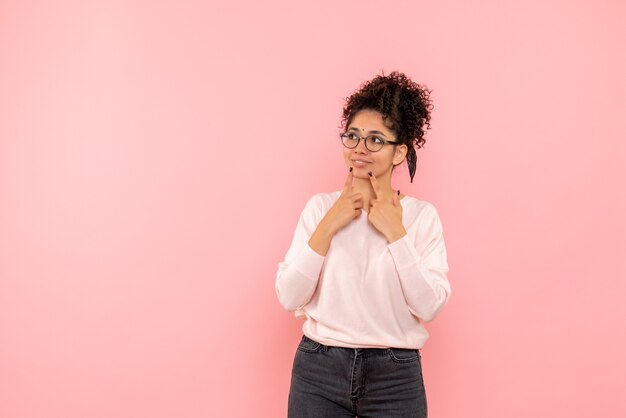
[347,127,388,137]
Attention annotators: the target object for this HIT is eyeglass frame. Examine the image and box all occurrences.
[339,131,399,152]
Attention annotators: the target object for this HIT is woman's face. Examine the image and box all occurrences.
[343,110,407,180]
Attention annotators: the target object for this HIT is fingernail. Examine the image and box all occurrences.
[368,171,372,177]
[349,167,353,172]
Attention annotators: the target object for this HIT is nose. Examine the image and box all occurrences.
[354,137,369,154]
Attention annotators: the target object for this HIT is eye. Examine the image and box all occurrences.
[369,136,384,145]
[347,133,359,140]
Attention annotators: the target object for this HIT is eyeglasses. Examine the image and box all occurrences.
[339,132,398,152]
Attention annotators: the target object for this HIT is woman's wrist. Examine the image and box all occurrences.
[386,226,407,244]
[308,218,337,256]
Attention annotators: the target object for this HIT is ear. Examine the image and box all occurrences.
[393,144,408,166]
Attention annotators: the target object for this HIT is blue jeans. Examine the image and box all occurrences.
[288,335,428,418]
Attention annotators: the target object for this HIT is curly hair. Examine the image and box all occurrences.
[341,71,433,183]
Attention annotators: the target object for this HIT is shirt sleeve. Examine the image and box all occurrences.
[387,203,451,322]
[275,194,327,312]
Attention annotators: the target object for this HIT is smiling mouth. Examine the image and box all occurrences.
[352,160,371,165]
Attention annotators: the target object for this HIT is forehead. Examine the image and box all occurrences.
[348,110,395,136]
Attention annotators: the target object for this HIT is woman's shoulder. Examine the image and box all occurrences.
[303,191,341,209]
[298,191,341,220]
[400,195,442,220]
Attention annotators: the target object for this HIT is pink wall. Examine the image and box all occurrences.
[1,1,625,417]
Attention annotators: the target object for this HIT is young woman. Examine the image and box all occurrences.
[275,72,451,418]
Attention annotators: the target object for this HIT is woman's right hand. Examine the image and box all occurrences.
[322,169,363,234]
[308,170,362,256]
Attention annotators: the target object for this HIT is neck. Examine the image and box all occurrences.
[352,171,395,210]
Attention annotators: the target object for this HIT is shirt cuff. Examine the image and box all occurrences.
[387,234,423,271]
[291,243,326,280]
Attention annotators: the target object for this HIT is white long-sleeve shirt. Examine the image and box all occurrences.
[275,191,451,349]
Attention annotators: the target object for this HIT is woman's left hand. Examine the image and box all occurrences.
[367,172,407,243]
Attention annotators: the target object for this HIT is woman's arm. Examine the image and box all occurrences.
[387,204,452,322]
[276,173,364,311]
[275,195,327,312]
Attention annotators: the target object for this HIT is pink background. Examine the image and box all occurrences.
[1,1,625,417]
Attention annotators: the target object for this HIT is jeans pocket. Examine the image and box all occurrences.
[387,347,420,363]
[297,335,323,353]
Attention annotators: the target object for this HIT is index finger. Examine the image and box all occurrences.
[368,171,382,199]
[342,169,354,194]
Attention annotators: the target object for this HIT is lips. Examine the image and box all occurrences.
[351,159,371,167]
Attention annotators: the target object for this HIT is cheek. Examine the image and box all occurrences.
[374,152,394,167]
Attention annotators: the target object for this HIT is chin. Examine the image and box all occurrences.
[351,168,372,178]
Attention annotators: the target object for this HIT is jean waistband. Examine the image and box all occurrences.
[302,334,420,353]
